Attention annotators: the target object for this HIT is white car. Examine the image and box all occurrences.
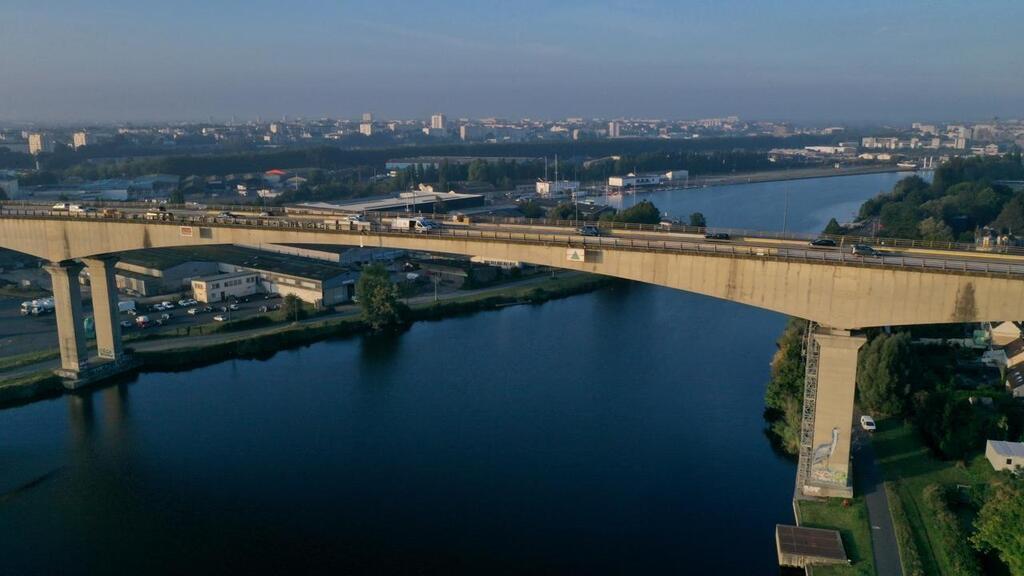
[213,314,227,322]
[187,308,199,315]
[860,415,877,432]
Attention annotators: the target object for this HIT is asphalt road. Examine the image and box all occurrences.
[853,425,903,576]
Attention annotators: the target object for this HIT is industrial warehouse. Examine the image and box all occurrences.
[107,245,362,307]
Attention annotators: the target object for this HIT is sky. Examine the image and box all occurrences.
[1,0,1021,123]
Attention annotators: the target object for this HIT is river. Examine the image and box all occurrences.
[0,172,919,574]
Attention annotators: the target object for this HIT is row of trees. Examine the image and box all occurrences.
[849,155,1024,241]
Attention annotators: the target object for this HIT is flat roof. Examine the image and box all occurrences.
[988,440,1024,457]
[776,525,847,561]
[118,245,351,282]
[296,191,482,213]
[193,271,257,283]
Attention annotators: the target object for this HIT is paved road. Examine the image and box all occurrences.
[853,427,903,576]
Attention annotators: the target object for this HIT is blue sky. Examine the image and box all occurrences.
[1,0,1021,123]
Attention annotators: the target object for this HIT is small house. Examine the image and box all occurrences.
[985,440,1024,473]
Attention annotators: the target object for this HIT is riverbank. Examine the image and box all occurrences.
[0,272,615,408]
[687,164,916,189]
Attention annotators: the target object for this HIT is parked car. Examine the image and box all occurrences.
[187,308,199,315]
[258,305,268,313]
[704,232,731,240]
[809,238,837,248]
[177,298,197,307]
[852,244,879,257]
[119,320,134,328]
[160,313,171,321]
[228,303,240,311]
[576,225,602,237]
[213,314,227,322]
[201,306,214,313]
[860,415,877,432]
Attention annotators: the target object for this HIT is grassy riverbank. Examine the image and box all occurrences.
[797,498,876,576]
[0,273,615,406]
[136,273,614,371]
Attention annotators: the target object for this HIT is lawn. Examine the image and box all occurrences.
[797,498,876,576]
[871,418,995,576]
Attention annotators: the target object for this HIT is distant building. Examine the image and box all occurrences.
[608,173,662,189]
[861,137,898,150]
[663,170,690,182]
[28,133,53,155]
[361,112,373,123]
[191,271,260,303]
[431,113,446,130]
[535,180,580,197]
[608,121,621,138]
[985,440,1024,473]
[359,123,373,136]
[72,131,90,149]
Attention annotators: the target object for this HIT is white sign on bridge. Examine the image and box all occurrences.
[566,248,586,263]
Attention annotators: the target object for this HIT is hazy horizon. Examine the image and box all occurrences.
[2,0,1021,124]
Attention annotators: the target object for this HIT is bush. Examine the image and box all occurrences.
[885,481,925,576]
[922,484,982,576]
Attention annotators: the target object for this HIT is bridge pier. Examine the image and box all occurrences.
[82,256,125,362]
[798,326,866,499]
[43,260,89,375]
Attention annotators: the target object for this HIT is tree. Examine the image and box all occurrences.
[879,202,921,239]
[355,264,407,331]
[689,212,707,227]
[823,217,844,235]
[169,188,185,205]
[612,200,662,224]
[763,318,808,455]
[972,478,1024,575]
[0,185,8,201]
[519,201,544,219]
[992,193,1024,234]
[918,217,954,242]
[280,294,306,321]
[857,332,914,417]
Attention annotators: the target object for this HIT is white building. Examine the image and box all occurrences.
[608,121,621,138]
[985,440,1024,473]
[191,271,260,303]
[535,180,580,197]
[431,113,446,130]
[608,173,662,189]
[359,123,373,136]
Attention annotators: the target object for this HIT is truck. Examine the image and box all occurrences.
[20,298,55,315]
[118,300,136,313]
[391,217,439,233]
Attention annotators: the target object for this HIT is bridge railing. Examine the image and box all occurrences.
[3,207,1024,278]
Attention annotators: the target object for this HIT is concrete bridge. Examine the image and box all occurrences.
[4,208,1024,498]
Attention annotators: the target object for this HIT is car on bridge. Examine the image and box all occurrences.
[852,244,880,257]
[576,224,602,237]
[809,238,837,248]
[704,232,731,240]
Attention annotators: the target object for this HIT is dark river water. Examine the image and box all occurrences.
[1,172,917,575]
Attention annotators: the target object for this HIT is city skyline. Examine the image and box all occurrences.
[3,0,1022,123]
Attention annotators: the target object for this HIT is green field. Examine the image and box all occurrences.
[872,419,995,576]
[797,498,876,576]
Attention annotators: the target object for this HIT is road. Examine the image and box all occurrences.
[853,425,903,576]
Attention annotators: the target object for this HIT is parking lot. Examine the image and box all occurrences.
[0,292,289,359]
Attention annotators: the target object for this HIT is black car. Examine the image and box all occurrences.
[809,238,837,248]
[704,232,731,240]
[577,225,602,237]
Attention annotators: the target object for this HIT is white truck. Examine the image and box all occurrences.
[391,217,439,233]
